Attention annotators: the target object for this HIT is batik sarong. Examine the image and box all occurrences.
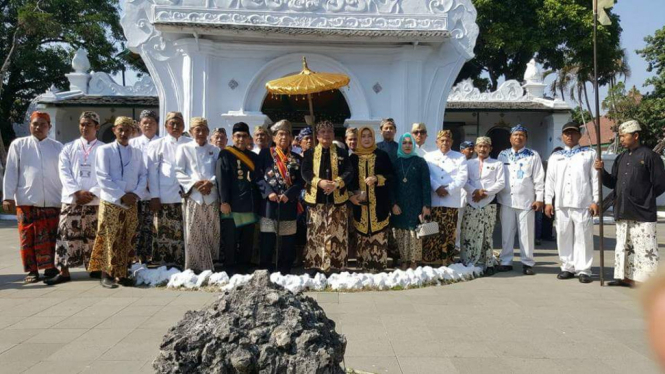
[151,203,185,267]
[17,206,60,272]
[614,220,660,283]
[356,229,388,272]
[394,228,422,264]
[88,201,139,279]
[422,206,458,265]
[305,204,348,272]
[460,204,497,268]
[134,200,154,262]
[183,199,220,272]
[55,204,99,269]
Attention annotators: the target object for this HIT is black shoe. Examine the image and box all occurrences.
[484,267,495,277]
[100,277,118,289]
[43,268,60,279]
[578,274,593,284]
[607,279,633,288]
[557,271,575,280]
[118,278,134,287]
[44,274,71,286]
[522,266,535,275]
[89,271,102,279]
[496,265,513,272]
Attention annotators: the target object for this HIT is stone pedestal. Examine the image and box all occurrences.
[66,73,90,94]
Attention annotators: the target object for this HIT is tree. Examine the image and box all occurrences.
[458,0,624,98]
[637,26,665,96]
[0,0,131,164]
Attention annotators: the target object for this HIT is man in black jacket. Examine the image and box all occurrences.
[217,122,259,274]
[255,120,303,274]
[595,120,665,287]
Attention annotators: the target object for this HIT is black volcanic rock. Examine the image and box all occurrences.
[153,270,346,373]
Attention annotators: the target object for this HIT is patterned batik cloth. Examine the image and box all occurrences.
[305,204,348,272]
[88,201,138,279]
[151,203,185,267]
[259,217,297,236]
[614,220,660,282]
[54,204,99,269]
[134,200,154,262]
[17,206,60,273]
[356,229,388,272]
[393,228,422,264]
[459,204,497,268]
[183,199,220,272]
[422,206,459,265]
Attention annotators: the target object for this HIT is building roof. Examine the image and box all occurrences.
[580,116,616,146]
[446,101,569,112]
[158,23,452,43]
[38,96,158,107]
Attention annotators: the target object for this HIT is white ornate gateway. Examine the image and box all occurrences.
[121,0,479,148]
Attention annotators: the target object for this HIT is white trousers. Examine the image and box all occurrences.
[499,206,535,266]
[614,220,659,282]
[555,207,593,275]
[455,206,465,249]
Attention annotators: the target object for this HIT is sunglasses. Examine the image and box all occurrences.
[413,130,427,135]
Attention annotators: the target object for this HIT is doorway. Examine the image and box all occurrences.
[486,126,511,159]
[261,89,351,140]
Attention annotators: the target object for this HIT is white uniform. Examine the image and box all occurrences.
[425,150,468,209]
[545,145,599,275]
[130,134,160,201]
[497,147,545,267]
[3,136,63,207]
[59,138,105,205]
[95,142,148,207]
[175,142,221,271]
[146,135,192,203]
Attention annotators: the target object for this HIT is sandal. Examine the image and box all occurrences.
[24,272,40,284]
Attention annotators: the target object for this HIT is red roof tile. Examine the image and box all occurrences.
[580,116,616,146]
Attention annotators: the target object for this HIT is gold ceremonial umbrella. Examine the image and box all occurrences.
[265,57,350,123]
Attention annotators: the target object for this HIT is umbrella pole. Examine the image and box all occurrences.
[307,93,315,119]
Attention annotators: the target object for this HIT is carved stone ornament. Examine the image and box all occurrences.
[88,72,158,96]
[448,79,528,102]
[124,0,478,57]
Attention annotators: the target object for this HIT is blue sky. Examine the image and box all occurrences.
[116,0,664,114]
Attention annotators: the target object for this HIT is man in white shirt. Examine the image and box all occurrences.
[423,130,468,265]
[175,117,221,272]
[411,122,429,157]
[89,116,147,289]
[497,125,545,275]
[46,112,105,285]
[2,111,63,283]
[456,140,475,252]
[146,111,192,269]
[460,137,505,275]
[545,122,599,284]
[129,110,160,264]
[252,125,271,154]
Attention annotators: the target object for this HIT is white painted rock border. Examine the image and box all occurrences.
[130,263,483,293]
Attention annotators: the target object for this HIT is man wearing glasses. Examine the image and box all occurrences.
[411,123,429,157]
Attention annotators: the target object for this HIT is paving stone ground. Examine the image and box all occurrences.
[0,219,663,374]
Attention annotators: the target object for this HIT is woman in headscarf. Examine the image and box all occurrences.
[349,126,394,272]
[391,133,431,269]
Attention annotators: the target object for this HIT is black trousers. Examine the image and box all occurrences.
[259,232,296,275]
[221,220,254,273]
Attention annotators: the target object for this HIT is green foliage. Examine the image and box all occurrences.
[457,0,624,95]
[637,26,665,96]
[570,106,592,126]
[602,82,664,149]
[0,0,136,144]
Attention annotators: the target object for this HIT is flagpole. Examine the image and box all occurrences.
[593,0,605,286]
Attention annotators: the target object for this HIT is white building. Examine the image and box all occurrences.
[29,0,574,158]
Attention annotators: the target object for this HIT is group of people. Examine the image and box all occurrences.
[2,110,663,289]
